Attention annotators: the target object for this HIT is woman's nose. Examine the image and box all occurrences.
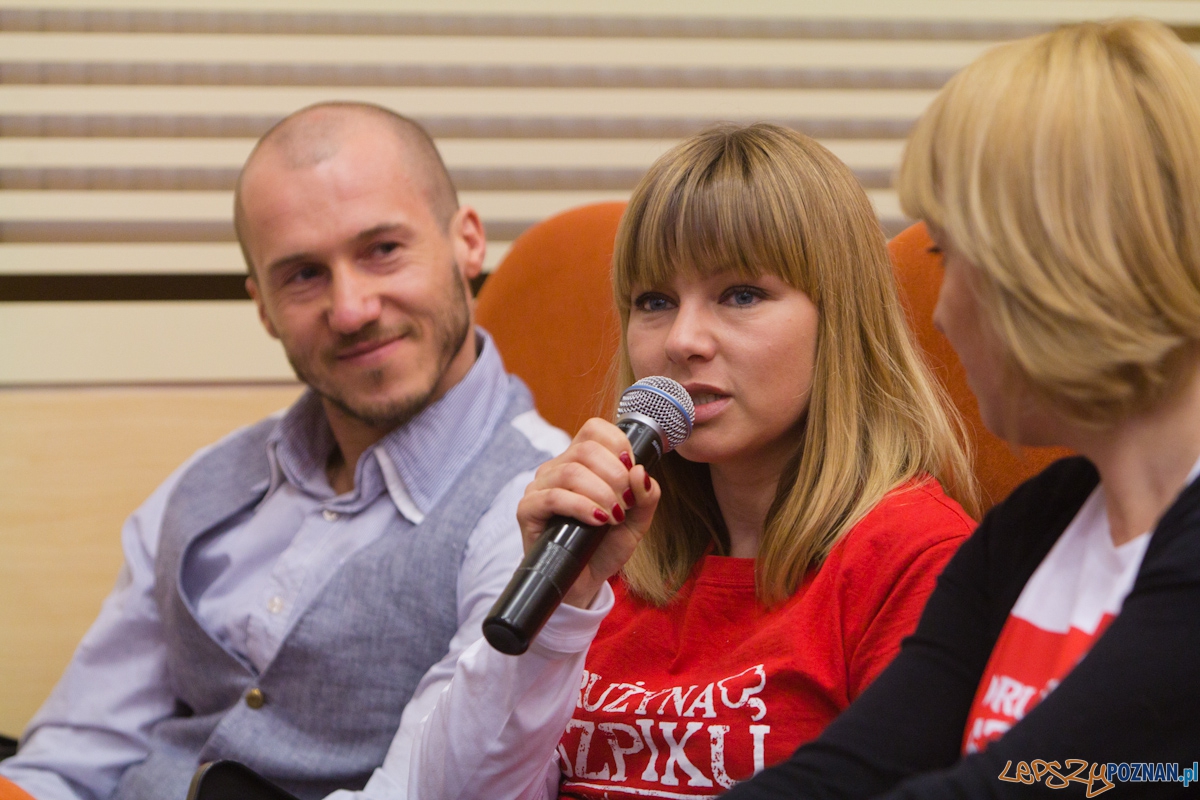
[663,301,717,364]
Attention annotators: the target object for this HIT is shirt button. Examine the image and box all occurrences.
[322,509,340,522]
[245,688,266,709]
[267,596,284,614]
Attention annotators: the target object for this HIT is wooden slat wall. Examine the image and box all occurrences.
[3,0,1200,738]
[2,0,1196,384]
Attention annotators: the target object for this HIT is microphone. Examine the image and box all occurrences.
[483,377,695,655]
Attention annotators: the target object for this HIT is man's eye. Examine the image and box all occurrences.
[370,241,399,258]
[288,265,323,284]
[633,292,673,312]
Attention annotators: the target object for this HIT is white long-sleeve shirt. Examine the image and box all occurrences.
[407,583,614,800]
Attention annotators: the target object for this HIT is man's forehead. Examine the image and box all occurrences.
[240,155,440,270]
[248,115,409,179]
[242,135,429,225]
[266,109,406,163]
[266,110,348,168]
[245,177,428,249]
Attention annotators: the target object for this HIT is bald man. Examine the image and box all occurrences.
[0,103,569,800]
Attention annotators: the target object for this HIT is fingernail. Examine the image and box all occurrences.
[623,488,635,507]
[593,508,610,524]
[612,504,626,523]
[644,472,652,491]
[619,451,633,470]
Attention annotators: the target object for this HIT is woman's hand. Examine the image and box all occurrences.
[516,417,661,609]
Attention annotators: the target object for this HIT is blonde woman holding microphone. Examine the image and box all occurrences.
[407,123,977,799]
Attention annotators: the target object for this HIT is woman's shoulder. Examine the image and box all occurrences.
[832,457,1098,584]
[840,455,1099,561]
[809,478,975,685]
[816,479,974,592]
[817,477,975,587]
[850,476,976,547]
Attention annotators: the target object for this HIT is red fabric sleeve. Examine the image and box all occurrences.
[847,535,968,697]
[831,482,976,700]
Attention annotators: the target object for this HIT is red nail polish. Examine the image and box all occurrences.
[593,508,610,524]
[612,504,626,523]
[619,451,633,470]
[644,472,652,491]
[623,488,635,507]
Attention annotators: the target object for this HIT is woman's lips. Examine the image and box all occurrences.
[685,388,731,424]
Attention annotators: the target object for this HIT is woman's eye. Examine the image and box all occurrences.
[723,286,765,306]
[633,292,674,312]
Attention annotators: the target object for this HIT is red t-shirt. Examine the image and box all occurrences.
[556,480,974,799]
[962,487,1151,754]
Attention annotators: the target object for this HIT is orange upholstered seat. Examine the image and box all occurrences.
[889,222,1073,510]
[476,202,626,436]
[0,777,35,800]
[479,206,1068,515]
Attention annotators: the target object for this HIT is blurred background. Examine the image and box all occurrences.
[2,0,1197,738]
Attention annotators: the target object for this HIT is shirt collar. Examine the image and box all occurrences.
[376,327,511,515]
[264,328,511,522]
[266,392,339,501]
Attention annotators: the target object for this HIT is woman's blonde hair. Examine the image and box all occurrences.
[898,19,1200,426]
[613,123,978,605]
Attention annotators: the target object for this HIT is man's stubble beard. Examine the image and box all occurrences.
[287,263,473,433]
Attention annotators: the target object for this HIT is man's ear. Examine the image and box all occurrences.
[245,276,280,339]
[450,205,486,283]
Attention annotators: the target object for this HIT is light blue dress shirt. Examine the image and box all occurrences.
[1,330,570,800]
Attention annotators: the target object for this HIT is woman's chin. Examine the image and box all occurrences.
[674,436,738,466]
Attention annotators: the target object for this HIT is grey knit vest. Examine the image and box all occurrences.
[114,380,544,800]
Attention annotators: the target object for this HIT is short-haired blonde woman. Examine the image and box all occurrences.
[725,19,1200,799]
[407,123,976,799]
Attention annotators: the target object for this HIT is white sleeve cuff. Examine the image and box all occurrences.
[528,581,615,657]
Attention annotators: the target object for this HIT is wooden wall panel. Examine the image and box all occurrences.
[0,384,303,736]
[0,301,293,383]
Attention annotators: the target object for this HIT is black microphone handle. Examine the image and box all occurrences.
[482,417,665,655]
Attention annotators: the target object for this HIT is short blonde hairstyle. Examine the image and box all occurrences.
[614,123,977,605]
[899,19,1200,425]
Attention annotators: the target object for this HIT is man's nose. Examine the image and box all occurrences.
[664,301,717,364]
[327,265,382,334]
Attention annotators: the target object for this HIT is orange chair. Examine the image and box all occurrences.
[478,206,1069,515]
[889,222,1072,510]
[476,202,626,436]
[0,777,35,800]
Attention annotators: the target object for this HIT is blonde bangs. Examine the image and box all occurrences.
[612,125,865,320]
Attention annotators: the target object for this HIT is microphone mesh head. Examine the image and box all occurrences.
[617,376,695,452]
